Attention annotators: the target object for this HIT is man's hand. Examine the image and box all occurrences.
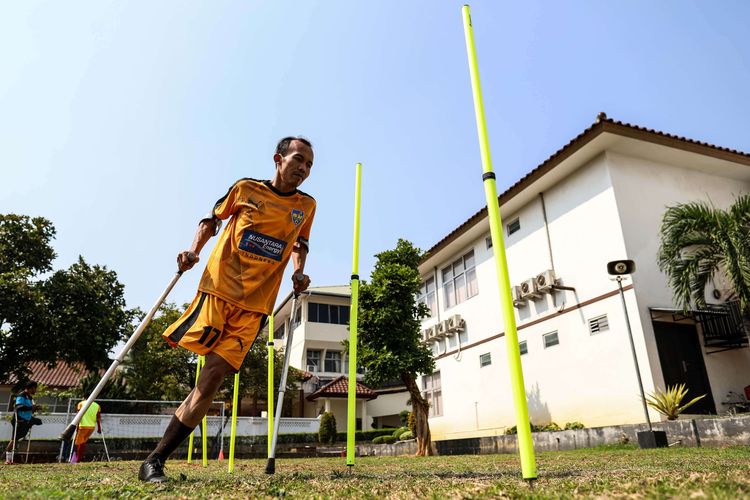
[32,404,41,412]
[292,271,311,295]
[177,251,199,272]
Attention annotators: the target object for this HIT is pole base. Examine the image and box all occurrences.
[265,458,275,474]
[637,430,668,449]
[60,424,76,442]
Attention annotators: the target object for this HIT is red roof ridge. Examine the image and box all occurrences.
[306,375,377,401]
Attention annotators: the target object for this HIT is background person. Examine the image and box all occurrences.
[70,400,101,463]
[138,136,316,482]
[4,381,42,464]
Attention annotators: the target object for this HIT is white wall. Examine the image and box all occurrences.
[608,151,750,410]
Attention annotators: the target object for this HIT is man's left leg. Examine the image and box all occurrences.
[139,353,234,482]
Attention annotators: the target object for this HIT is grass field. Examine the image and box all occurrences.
[2,445,749,498]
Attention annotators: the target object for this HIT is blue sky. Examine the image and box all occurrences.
[1,1,749,312]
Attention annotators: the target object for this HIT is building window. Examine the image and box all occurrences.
[273,324,285,340]
[422,372,442,417]
[507,218,521,236]
[417,277,437,317]
[589,315,609,335]
[486,236,493,249]
[291,305,302,329]
[441,250,478,309]
[343,354,365,375]
[479,352,492,367]
[519,340,528,355]
[306,349,321,372]
[543,331,559,349]
[324,351,342,373]
[307,303,350,325]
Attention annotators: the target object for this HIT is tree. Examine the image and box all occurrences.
[0,215,57,383]
[657,195,750,312]
[0,214,133,384]
[120,302,197,401]
[44,256,134,372]
[357,239,435,456]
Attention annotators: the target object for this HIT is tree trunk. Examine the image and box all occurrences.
[402,373,433,456]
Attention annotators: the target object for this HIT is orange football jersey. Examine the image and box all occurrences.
[198,178,316,314]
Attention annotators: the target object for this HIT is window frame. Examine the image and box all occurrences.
[543,331,560,349]
[479,352,492,367]
[441,250,478,309]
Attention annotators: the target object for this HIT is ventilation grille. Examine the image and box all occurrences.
[589,315,609,335]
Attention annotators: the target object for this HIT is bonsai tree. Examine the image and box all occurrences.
[358,239,435,456]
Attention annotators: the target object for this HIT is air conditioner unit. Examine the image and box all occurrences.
[536,269,556,293]
[520,278,541,300]
[435,319,449,339]
[423,325,436,343]
[511,285,527,308]
[307,365,318,372]
[447,314,465,333]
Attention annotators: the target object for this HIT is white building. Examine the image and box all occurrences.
[417,114,750,441]
[271,285,410,432]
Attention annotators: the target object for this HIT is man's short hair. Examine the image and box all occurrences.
[24,381,38,390]
[276,136,313,156]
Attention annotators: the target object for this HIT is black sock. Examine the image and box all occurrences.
[147,416,195,462]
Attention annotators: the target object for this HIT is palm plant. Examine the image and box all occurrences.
[644,384,706,420]
[657,195,750,312]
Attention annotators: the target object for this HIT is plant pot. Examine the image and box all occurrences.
[637,430,668,449]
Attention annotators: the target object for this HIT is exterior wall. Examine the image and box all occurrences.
[367,391,410,429]
[607,151,750,410]
[422,154,665,440]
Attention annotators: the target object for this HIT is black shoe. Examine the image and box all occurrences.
[139,458,167,483]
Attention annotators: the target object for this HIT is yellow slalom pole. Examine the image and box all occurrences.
[461,4,537,480]
[346,162,363,468]
[187,355,202,464]
[267,314,275,457]
[201,355,208,467]
[228,371,240,472]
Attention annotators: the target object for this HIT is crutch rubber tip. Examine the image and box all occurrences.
[60,424,76,442]
[265,458,276,474]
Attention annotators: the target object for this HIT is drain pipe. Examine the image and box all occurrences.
[539,192,555,273]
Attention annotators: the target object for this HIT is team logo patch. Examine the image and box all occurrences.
[239,230,287,262]
[291,209,304,226]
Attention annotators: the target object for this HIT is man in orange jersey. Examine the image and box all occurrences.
[139,137,316,482]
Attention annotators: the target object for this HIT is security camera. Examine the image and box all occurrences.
[607,260,636,276]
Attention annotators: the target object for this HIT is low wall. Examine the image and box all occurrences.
[356,415,750,457]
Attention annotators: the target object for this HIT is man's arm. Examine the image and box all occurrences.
[291,242,311,295]
[177,218,218,272]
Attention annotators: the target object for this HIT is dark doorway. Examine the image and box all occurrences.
[653,322,716,414]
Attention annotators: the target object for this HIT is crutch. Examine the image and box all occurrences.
[100,424,111,462]
[61,269,186,442]
[265,292,300,474]
[24,427,32,464]
[9,412,18,464]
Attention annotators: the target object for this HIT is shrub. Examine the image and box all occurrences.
[399,410,410,427]
[645,384,706,420]
[399,430,414,441]
[392,427,408,439]
[407,411,416,435]
[319,412,337,445]
[541,422,561,432]
[564,422,585,430]
[373,435,397,445]
[334,429,399,442]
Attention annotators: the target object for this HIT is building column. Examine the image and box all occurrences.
[361,399,368,431]
[324,398,331,413]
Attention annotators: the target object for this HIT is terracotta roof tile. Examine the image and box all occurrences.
[3,361,92,388]
[306,375,377,401]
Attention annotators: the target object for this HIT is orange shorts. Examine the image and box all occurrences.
[163,292,267,371]
[75,426,95,445]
